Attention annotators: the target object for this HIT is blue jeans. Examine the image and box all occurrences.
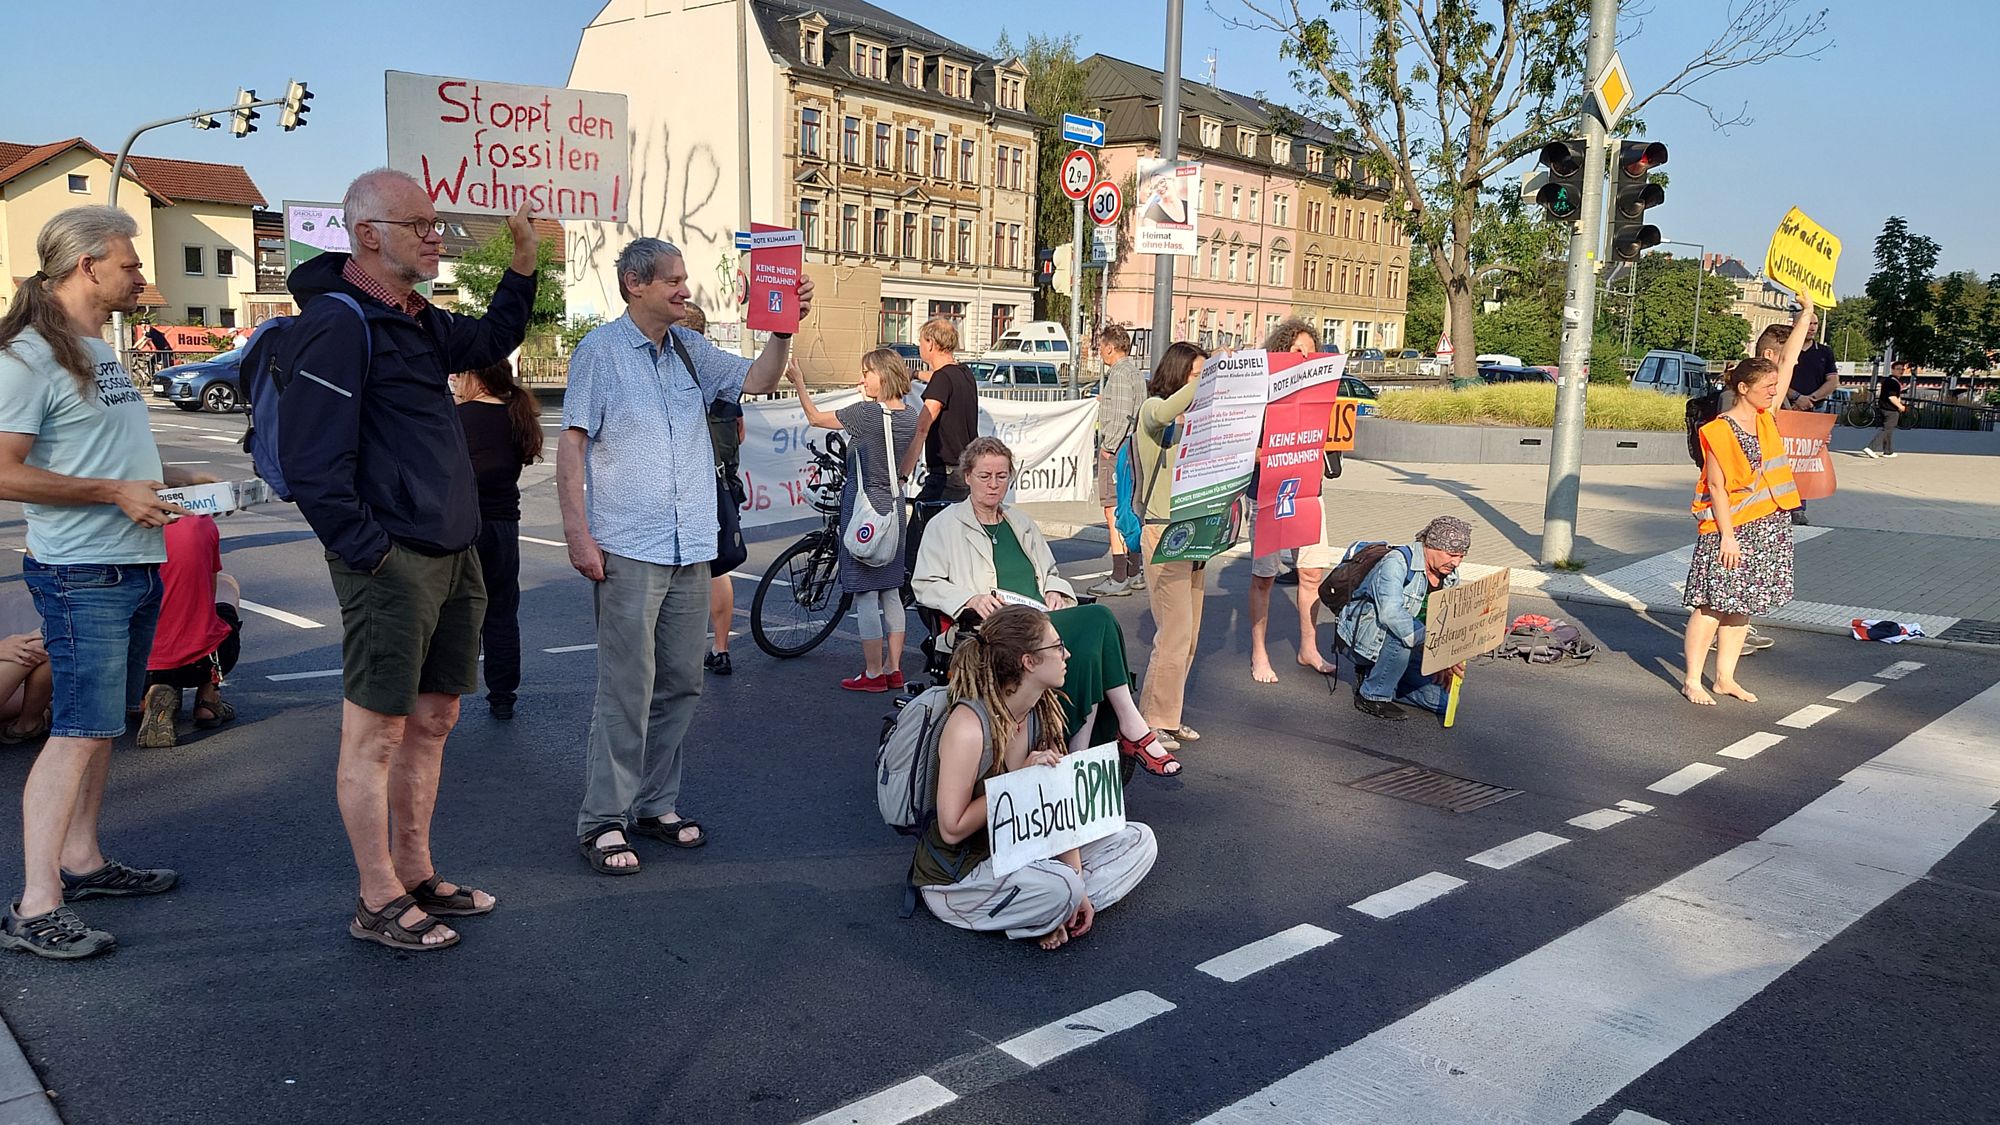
[21,559,163,739]
[1356,629,1447,715]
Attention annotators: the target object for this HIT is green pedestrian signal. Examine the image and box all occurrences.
[1536,139,1586,223]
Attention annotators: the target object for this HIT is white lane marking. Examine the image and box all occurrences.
[1874,660,1925,680]
[1195,679,2000,1125]
[163,460,212,466]
[1777,703,1840,729]
[1615,799,1655,813]
[1567,809,1635,831]
[9,548,24,554]
[1348,872,1466,920]
[1718,731,1787,760]
[1196,924,1341,983]
[543,643,598,654]
[797,1076,956,1125]
[238,600,324,630]
[520,535,567,548]
[265,669,341,682]
[1647,762,1726,795]
[1828,681,1884,703]
[995,990,1176,1068]
[1612,1112,1676,1125]
[200,434,242,443]
[1466,831,1571,870]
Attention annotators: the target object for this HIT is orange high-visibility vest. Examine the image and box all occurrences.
[1692,409,1800,535]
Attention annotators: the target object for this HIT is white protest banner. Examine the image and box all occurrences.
[283,201,348,270]
[1421,567,1513,675]
[386,70,630,222]
[1152,350,1267,563]
[985,743,1126,877]
[1134,158,1200,256]
[734,390,1095,530]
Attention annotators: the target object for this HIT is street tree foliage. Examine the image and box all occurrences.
[1819,295,1875,364]
[451,232,564,328]
[995,31,1093,326]
[1403,243,1447,351]
[1224,0,1829,379]
[1864,216,1939,367]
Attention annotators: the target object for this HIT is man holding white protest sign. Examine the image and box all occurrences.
[912,606,1156,951]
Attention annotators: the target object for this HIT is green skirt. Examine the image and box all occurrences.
[1050,603,1131,739]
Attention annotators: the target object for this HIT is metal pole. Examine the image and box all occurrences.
[1069,199,1086,396]
[736,0,756,358]
[1148,0,1185,367]
[1539,0,1617,565]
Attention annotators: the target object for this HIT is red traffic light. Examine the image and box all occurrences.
[1620,140,1668,176]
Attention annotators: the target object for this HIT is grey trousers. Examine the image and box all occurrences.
[921,822,1158,940]
[576,552,711,838]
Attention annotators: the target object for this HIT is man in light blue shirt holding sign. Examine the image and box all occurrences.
[557,237,813,874]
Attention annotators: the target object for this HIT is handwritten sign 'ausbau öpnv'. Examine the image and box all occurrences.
[985,744,1126,877]
[386,71,629,222]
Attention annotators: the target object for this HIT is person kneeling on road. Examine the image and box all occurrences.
[135,513,242,749]
[1336,516,1470,722]
[913,605,1158,950]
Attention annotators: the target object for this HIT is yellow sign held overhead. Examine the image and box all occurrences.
[1766,207,1841,308]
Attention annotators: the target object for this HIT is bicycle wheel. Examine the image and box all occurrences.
[751,532,852,658]
[1842,401,1876,429]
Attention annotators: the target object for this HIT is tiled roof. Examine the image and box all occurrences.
[124,154,265,208]
[752,0,1039,128]
[436,212,567,266]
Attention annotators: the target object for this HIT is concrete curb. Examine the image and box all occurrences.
[0,1012,57,1125]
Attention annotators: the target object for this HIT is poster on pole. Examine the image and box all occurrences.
[1775,409,1839,501]
[745,224,804,335]
[1152,350,1268,563]
[1134,158,1200,256]
[1251,352,1344,557]
[283,201,349,271]
[385,70,629,222]
[984,744,1126,877]
[1421,568,1513,675]
[1764,206,1840,308]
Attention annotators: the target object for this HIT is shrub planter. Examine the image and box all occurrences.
[1352,418,1688,465]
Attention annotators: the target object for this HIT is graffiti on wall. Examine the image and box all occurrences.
[566,123,728,317]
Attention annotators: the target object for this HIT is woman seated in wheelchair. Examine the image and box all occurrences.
[915,604,1159,949]
[912,437,1180,777]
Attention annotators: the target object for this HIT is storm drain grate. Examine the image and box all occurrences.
[1937,619,2000,646]
[1349,766,1522,813]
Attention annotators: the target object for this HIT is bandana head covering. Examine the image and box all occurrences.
[1417,516,1472,554]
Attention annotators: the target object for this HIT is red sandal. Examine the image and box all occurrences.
[1118,731,1183,777]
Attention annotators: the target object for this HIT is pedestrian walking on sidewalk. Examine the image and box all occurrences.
[282,170,539,950]
[1088,324,1145,597]
[1863,359,1907,459]
[1682,346,1806,706]
[0,206,212,959]
[1134,341,1210,749]
[452,358,544,720]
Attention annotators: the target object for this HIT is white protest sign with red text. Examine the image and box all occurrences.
[386,70,629,222]
[745,224,804,335]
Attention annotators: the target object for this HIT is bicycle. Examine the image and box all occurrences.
[1840,386,1878,429]
[750,433,854,658]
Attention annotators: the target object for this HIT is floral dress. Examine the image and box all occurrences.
[1684,416,1795,616]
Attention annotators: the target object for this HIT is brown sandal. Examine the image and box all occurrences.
[405,875,494,917]
[348,893,459,952]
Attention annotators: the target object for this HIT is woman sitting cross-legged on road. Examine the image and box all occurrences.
[912,436,1182,777]
[914,604,1159,950]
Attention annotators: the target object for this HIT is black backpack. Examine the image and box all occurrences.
[1685,390,1724,468]
[1317,541,1406,618]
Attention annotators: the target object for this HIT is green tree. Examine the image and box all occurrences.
[1979,274,2000,365]
[1473,299,1559,365]
[1821,295,1876,364]
[995,31,1091,325]
[1863,215,1939,365]
[1625,254,1748,359]
[1468,183,1566,309]
[1225,0,1826,380]
[1403,250,1446,354]
[451,232,564,328]
[1929,271,1986,376]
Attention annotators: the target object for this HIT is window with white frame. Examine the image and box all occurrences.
[1208,243,1219,279]
[799,197,821,248]
[1248,189,1260,222]
[1200,118,1222,147]
[1227,247,1238,281]
[1273,137,1291,164]
[1230,186,1241,218]
[904,127,921,173]
[959,139,975,183]
[842,116,859,163]
[842,205,859,252]
[853,40,885,79]
[1270,252,1287,287]
[1245,248,1257,282]
[800,107,823,157]
[66,174,89,194]
[1273,193,1289,225]
[957,219,972,263]
[998,73,1024,110]
[1237,129,1257,157]
[941,62,971,98]
[904,52,924,88]
[875,123,891,168]
[929,216,945,260]
[901,212,918,257]
[931,133,947,178]
[873,208,889,254]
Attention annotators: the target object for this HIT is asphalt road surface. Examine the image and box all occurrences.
[0,403,1993,1125]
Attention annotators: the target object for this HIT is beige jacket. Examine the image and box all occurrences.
[911,501,1076,624]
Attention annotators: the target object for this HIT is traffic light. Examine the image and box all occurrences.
[1534,139,1586,222]
[230,88,259,138]
[280,80,313,131]
[1610,140,1668,261]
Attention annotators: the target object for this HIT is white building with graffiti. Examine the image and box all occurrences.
[564,0,1041,379]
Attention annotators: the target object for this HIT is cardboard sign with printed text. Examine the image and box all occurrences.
[1421,568,1513,675]
[1775,408,1839,501]
[984,744,1126,877]
[386,70,629,222]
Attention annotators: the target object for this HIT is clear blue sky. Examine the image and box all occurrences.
[5,1,1990,295]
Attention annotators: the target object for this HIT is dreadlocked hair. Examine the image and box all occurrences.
[946,604,1069,778]
[0,206,140,398]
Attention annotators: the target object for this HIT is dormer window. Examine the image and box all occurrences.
[802,27,823,66]
[903,52,924,89]
[852,38,885,80]
[1306,146,1324,173]
[1237,129,1258,157]
[1272,137,1292,164]
[997,73,1025,111]
[1200,118,1222,147]
[940,61,971,99]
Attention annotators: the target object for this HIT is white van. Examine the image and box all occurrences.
[983,320,1071,363]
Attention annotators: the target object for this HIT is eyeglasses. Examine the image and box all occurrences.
[362,217,446,240]
[1032,640,1070,655]
[971,471,1011,483]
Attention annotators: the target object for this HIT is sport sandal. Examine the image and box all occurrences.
[2,903,115,960]
[632,815,706,848]
[405,875,495,917]
[1119,731,1183,777]
[580,823,642,875]
[348,894,458,952]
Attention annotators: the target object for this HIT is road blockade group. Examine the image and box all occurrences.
[0,169,1821,962]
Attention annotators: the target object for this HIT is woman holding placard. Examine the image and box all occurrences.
[913,605,1158,950]
[1132,341,1209,749]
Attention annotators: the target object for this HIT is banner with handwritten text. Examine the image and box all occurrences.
[984,744,1126,877]
[386,71,629,221]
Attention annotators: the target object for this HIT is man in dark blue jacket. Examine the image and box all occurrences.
[279,168,537,953]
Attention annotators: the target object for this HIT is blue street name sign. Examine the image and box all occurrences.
[1061,113,1105,146]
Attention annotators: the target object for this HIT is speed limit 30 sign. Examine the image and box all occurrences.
[1059,148,1096,202]
[1088,180,1122,226]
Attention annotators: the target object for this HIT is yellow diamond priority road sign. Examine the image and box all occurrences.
[1592,53,1634,128]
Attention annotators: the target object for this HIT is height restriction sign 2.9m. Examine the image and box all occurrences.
[1060,148,1096,201]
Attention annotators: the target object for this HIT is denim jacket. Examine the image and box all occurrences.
[1336,542,1457,661]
